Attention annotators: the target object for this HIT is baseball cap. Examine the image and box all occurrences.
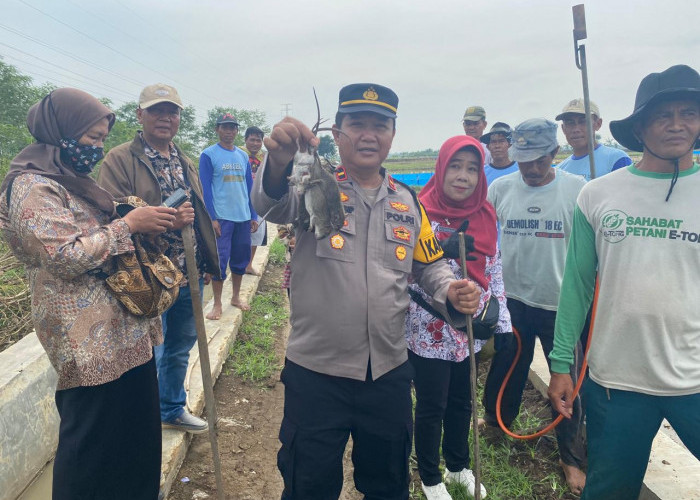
[216,113,239,126]
[139,83,184,110]
[337,83,398,119]
[462,106,486,122]
[508,118,559,163]
[555,98,600,121]
[481,122,513,145]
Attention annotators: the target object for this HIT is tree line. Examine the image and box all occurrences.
[0,59,274,180]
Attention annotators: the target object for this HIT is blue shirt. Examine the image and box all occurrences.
[485,162,519,248]
[557,144,632,181]
[199,144,257,222]
[485,162,519,186]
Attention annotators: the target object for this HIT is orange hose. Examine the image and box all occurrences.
[495,280,600,440]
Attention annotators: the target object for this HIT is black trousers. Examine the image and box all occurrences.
[53,356,161,500]
[408,350,472,486]
[278,359,414,500]
[482,299,587,468]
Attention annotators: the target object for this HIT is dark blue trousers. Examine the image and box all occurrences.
[278,359,413,500]
[483,298,587,468]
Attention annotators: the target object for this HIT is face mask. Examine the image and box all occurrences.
[59,138,104,174]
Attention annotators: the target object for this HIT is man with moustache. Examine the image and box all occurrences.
[481,122,519,186]
[241,126,267,276]
[98,83,219,434]
[556,98,631,181]
[484,118,588,494]
[253,83,481,500]
[199,113,258,318]
[462,105,492,166]
[549,64,700,500]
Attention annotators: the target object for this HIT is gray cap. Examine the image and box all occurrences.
[508,118,558,163]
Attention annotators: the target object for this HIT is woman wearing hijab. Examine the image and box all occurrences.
[0,88,178,500]
[405,135,511,500]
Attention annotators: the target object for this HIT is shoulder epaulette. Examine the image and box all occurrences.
[390,176,422,212]
[335,166,348,182]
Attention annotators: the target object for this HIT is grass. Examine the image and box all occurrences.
[0,242,32,352]
[384,158,436,173]
[226,238,288,382]
[383,151,643,173]
[409,372,573,500]
[267,237,287,265]
[228,238,575,498]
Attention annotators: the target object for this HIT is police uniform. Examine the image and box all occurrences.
[252,84,462,500]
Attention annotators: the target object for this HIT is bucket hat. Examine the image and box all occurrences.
[481,122,513,145]
[610,65,700,152]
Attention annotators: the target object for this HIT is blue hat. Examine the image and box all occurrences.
[508,118,558,163]
[337,83,398,119]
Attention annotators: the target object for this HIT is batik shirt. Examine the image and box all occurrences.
[405,221,511,362]
[0,174,162,389]
[241,147,265,177]
[141,133,203,284]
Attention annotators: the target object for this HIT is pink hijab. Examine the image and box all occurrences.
[419,135,497,290]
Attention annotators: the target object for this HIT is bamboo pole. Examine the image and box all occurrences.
[181,224,225,500]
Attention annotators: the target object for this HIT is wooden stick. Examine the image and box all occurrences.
[181,224,225,499]
[459,232,481,500]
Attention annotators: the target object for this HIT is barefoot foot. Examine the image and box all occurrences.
[560,459,586,496]
[231,297,250,311]
[206,303,222,320]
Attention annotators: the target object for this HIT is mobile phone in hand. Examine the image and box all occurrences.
[163,188,188,209]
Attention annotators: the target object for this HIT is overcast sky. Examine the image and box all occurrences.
[2,0,698,152]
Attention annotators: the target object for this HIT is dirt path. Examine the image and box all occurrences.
[168,261,362,500]
[168,260,577,500]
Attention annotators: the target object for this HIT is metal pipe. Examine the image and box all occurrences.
[459,232,481,500]
[579,45,597,179]
[573,4,597,180]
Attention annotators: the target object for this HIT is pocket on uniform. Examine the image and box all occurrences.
[315,222,355,263]
[384,222,415,272]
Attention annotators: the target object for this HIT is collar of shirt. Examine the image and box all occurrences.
[139,131,179,160]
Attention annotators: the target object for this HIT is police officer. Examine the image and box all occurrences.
[252,83,481,500]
